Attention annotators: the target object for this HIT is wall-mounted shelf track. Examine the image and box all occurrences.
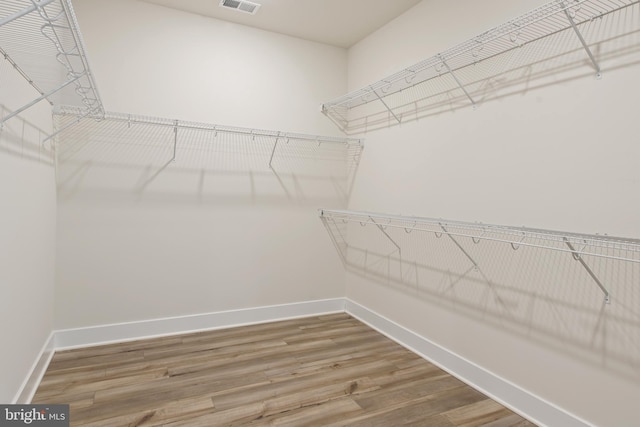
[0,0,103,129]
[320,209,640,304]
[321,0,640,134]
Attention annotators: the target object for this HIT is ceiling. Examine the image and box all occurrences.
[140,0,422,48]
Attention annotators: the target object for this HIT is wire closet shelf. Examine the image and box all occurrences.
[55,106,363,147]
[0,0,103,129]
[54,105,363,170]
[321,0,640,134]
[319,209,640,304]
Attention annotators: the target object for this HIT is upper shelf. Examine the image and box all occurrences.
[321,0,640,134]
[53,107,364,203]
[54,105,363,178]
[0,0,103,126]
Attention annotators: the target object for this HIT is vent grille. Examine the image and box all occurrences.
[220,0,260,15]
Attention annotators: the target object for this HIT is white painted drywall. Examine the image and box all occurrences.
[0,58,56,402]
[71,0,345,134]
[346,0,640,425]
[54,0,347,329]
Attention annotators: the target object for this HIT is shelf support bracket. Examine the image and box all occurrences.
[172,120,178,162]
[563,238,610,304]
[369,217,401,255]
[328,217,349,266]
[438,55,476,108]
[561,2,602,78]
[268,133,280,168]
[370,87,401,124]
[325,109,350,133]
[321,104,348,125]
[0,72,84,127]
[0,0,57,27]
[440,223,479,270]
[42,107,95,148]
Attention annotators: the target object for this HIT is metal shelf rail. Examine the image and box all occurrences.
[0,0,103,131]
[321,0,640,134]
[319,209,640,304]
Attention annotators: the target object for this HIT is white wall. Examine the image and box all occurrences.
[73,0,344,134]
[346,0,640,426]
[0,58,56,402]
[55,0,348,329]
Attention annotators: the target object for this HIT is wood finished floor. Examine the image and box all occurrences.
[33,314,537,426]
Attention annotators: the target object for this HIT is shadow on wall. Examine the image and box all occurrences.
[323,217,640,383]
[0,105,53,166]
[327,3,640,134]
[54,114,363,208]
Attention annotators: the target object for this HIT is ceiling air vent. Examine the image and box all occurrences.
[219,0,261,15]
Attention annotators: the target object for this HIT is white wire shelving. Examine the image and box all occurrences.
[320,209,640,304]
[322,0,640,134]
[0,0,103,130]
[54,106,363,198]
[54,106,362,165]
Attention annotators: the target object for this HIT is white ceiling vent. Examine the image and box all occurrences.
[219,0,261,15]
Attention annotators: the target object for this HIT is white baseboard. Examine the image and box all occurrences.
[14,332,55,404]
[344,299,593,427]
[54,298,346,350]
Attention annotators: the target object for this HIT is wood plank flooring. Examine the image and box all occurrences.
[33,314,537,426]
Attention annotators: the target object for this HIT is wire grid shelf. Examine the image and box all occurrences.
[322,0,640,134]
[320,209,640,304]
[54,107,363,197]
[0,0,103,127]
[320,209,640,375]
